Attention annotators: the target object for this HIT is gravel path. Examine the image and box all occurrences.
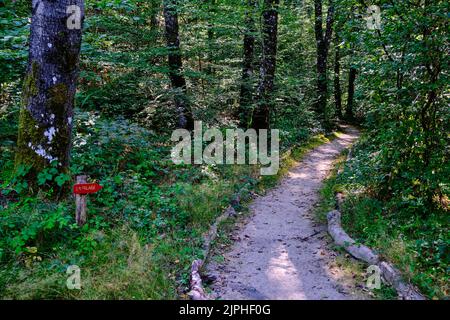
[206,126,366,300]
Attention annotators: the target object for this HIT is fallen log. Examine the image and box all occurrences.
[379,261,425,300]
[327,210,379,265]
[327,209,426,300]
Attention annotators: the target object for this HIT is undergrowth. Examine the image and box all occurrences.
[0,110,323,299]
[315,134,449,300]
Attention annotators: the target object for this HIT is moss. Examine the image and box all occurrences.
[15,68,71,177]
[15,55,74,191]
[16,61,44,172]
[21,61,39,107]
[15,107,47,173]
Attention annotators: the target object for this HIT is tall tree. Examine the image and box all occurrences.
[163,0,194,130]
[333,36,342,119]
[252,0,279,129]
[237,0,257,128]
[313,0,334,128]
[345,65,356,120]
[15,0,84,186]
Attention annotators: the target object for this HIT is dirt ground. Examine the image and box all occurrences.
[206,126,369,300]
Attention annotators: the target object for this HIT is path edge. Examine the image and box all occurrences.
[187,129,346,300]
[326,147,426,300]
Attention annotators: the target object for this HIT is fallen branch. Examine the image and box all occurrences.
[188,206,237,300]
[189,259,208,300]
[327,210,379,265]
[327,209,426,300]
[379,261,425,300]
[300,230,321,241]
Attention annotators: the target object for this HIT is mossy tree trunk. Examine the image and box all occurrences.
[163,0,194,130]
[252,0,279,130]
[15,0,84,186]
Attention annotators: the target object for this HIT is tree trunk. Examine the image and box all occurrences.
[314,0,334,128]
[252,0,279,130]
[345,66,356,121]
[237,0,257,128]
[15,0,84,187]
[163,0,194,130]
[333,37,342,119]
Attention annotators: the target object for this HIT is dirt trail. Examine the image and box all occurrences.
[206,126,365,300]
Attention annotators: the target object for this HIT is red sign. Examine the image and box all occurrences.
[73,183,103,195]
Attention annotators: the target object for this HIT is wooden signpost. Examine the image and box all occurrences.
[74,175,103,226]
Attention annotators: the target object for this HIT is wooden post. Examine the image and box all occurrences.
[75,175,88,226]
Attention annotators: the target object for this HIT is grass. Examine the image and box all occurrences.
[0,225,173,299]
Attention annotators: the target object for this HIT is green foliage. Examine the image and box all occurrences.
[329,132,449,299]
[1,164,30,195]
[322,0,450,299]
[0,0,29,84]
[0,0,448,300]
[0,198,72,257]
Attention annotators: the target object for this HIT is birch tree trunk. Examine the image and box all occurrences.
[163,0,194,130]
[252,0,279,130]
[15,0,84,186]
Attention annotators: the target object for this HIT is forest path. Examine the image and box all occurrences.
[206,125,366,300]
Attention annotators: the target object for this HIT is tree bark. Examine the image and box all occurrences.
[314,0,334,128]
[333,37,342,119]
[16,0,84,187]
[163,0,194,130]
[345,66,356,120]
[237,0,257,128]
[252,0,279,130]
